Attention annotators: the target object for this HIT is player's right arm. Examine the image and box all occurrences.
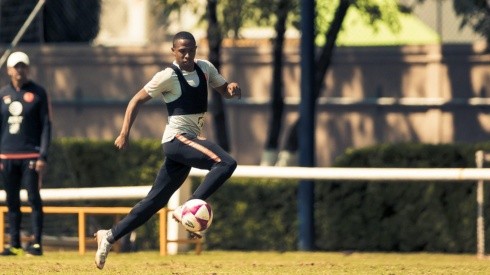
[115,88,152,150]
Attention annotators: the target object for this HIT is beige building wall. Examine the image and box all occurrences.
[0,43,489,166]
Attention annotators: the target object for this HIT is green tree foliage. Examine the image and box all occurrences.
[155,0,254,38]
[260,0,407,165]
[406,0,489,44]
[452,0,490,44]
[43,0,101,42]
[155,0,406,165]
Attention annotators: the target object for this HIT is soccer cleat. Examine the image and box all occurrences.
[188,231,203,239]
[172,205,203,239]
[26,243,43,256]
[1,246,24,256]
[94,230,113,270]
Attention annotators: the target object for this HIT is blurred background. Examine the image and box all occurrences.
[0,0,488,167]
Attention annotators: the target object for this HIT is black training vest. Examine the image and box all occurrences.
[166,64,208,116]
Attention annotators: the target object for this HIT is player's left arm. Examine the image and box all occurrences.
[203,60,242,99]
[37,88,52,174]
[215,82,241,99]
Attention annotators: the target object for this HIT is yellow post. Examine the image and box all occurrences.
[159,209,167,256]
[78,210,86,255]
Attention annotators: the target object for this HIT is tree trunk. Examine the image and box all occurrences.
[261,0,289,166]
[277,0,351,166]
[206,0,230,152]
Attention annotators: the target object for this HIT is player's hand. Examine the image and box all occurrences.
[227,82,241,99]
[35,159,47,174]
[114,134,128,150]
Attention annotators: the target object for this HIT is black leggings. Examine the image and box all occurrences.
[1,159,43,247]
[110,134,237,241]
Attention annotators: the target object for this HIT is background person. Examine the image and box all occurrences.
[0,51,52,256]
[94,31,241,269]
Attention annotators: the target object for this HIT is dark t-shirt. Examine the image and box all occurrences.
[0,80,51,161]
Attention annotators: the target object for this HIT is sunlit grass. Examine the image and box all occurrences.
[0,250,489,274]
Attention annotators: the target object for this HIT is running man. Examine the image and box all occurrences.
[94,31,241,269]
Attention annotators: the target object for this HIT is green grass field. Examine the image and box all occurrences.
[0,250,490,274]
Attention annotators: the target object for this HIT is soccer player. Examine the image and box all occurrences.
[94,31,241,269]
[0,51,52,256]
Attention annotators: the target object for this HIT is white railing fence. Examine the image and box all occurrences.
[1,164,490,257]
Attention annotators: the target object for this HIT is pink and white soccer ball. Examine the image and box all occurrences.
[181,199,213,232]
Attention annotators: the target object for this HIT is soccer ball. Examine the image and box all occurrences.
[181,199,213,232]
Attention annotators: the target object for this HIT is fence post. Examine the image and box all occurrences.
[476,150,486,259]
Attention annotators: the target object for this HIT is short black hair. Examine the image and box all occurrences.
[172,31,196,47]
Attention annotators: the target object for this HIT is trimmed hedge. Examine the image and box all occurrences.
[203,178,298,251]
[45,138,163,189]
[315,143,482,252]
[205,142,490,252]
